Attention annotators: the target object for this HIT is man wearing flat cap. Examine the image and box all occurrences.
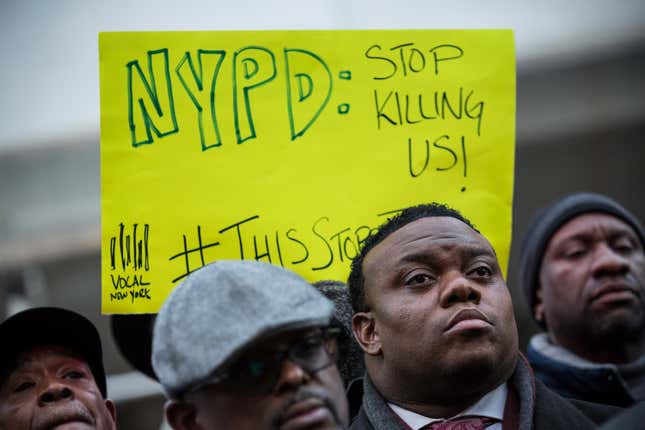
[520,192,645,406]
[0,307,117,430]
[153,260,349,430]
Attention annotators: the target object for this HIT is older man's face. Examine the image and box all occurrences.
[167,327,349,430]
[0,346,116,430]
[537,213,645,352]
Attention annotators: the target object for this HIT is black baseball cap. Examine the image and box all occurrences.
[110,313,157,380]
[0,307,107,397]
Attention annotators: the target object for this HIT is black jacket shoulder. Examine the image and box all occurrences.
[533,378,621,428]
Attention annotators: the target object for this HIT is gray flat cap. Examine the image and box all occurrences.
[152,260,334,398]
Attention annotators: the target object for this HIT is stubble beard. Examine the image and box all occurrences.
[588,304,645,345]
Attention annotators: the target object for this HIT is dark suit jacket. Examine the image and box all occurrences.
[599,401,645,429]
[350,355,618,430]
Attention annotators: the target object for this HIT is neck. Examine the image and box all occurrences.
[369,367,503,419]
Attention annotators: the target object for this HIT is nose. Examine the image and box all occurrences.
[272,358,310,394]
[591,243,630,279]
[38,383,73,405]
[439,272,481,308]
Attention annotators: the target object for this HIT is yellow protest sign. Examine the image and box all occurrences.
[99,30,515,314]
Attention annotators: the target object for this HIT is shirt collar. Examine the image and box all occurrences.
[387,383,508,430]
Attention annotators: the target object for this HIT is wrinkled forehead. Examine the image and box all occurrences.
[1,345,89,392]
[547,212,641,249]
[364,216,494,267]
[16,345,88,373]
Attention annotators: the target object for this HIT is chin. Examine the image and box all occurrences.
[444,347,497,375]
[593,309,645,341]
[429,358,499,401]
[443,343,515,386]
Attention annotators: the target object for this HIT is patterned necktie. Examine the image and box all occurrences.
[421,416,500,430]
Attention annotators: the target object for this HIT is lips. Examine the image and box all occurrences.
[590,283,638,305]
[445,308,492,333]
[279,397,333,430]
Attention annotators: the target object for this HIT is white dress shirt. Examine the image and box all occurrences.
[388,383,508,430]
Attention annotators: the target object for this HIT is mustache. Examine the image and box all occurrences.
[270,389,346,430]
[590,276,643,298]
[32,402,94,430]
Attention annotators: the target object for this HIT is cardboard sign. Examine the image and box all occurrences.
[99,30,515,313]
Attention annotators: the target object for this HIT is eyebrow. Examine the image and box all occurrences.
[399,245,496,264]
[461,246,497,260]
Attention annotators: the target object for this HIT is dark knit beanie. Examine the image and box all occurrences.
[520,192,645,328]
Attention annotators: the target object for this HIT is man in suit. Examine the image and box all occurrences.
[348,203,616,429]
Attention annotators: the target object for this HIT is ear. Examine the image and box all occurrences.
[166,399,200,430]
[104,399,117,429]
[534,287,545,323]
[352,311,381,356]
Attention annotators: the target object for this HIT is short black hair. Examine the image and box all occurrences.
[347,203,478,312]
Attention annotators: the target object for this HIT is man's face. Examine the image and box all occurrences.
[0,346,116,430]
[168,328,349,430]
[356,217,518,400]
[537,213,645,349]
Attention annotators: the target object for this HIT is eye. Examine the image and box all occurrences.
[14,381,35,393]
[563,247,587,259]
[294,336,325,360]
[244,359,268,378]
[470,265,492,277]
[301,336,323,350]
[225,356,267,382]
[63,370,85,380]
[404,272,435,287]
[612,238,635,253]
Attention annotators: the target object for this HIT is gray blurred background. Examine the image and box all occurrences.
[1,1,644,428]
